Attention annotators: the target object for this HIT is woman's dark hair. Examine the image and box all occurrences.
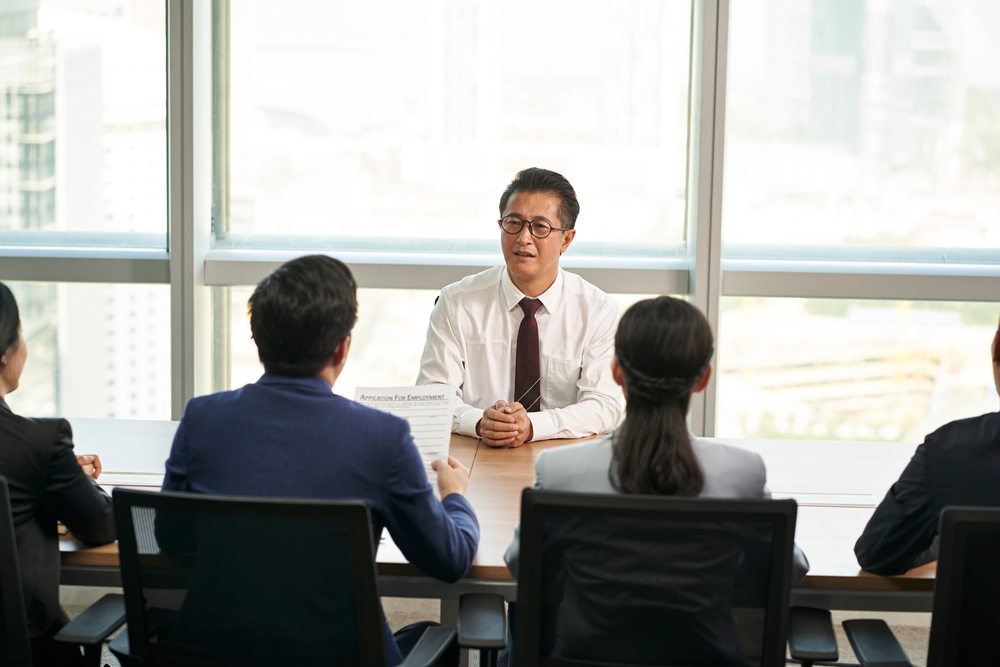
[0,281,21,360]
[248,255,358,377]
[611,297,714,497]
[498,167,580,229]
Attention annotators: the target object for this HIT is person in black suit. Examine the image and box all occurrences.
[855,314,1000,574]
[0,282,116,666]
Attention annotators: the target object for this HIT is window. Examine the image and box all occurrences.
[717,297,999,442]
[3,281,170,420]
[7,1,995,436]
[0,0,166,245]
[218,0,693,257]
[713,0,1000,438]
[723,0,1000,250]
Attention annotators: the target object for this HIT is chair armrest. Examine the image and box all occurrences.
[398,625,458,667]
[788,606,838,664]
[53,593,126,645]
[457,593,507,649]
[842,619,912,667]
[108,633,142,667]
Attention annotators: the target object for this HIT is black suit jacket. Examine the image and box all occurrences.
[0,398,116,636]
[855,411,1000,575]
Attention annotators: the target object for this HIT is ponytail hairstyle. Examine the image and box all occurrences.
[610,297,714,497]
[0,282,20,363]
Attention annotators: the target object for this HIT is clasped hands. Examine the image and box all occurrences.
[477,400,534,448]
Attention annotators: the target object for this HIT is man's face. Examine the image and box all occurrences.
[500,190,576,287]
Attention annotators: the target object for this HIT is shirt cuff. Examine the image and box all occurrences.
[455,408,483,438]
[528,411,556,442]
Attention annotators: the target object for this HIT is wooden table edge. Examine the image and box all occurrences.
[62,550,936,591]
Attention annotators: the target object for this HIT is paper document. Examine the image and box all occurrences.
[355,385,456,484]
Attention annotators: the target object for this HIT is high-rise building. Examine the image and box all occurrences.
[1,1,60,417]
[2,0,170,421]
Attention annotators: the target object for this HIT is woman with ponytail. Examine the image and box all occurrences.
[502,297,808,663]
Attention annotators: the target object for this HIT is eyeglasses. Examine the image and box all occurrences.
[499,215,572,239]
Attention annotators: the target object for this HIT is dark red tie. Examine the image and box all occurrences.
[515,298,543,412]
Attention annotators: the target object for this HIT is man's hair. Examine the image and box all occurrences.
[498,167,580,229]
[248,255,358,377]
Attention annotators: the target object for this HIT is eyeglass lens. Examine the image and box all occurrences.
[501,217,553,238]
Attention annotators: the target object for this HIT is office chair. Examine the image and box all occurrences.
[0,475,125,667]
[110,488,504,667]
[513,489,800,666]
[843,506,1000,667]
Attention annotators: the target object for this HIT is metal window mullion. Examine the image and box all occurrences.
[168,0,212,420]
[0,254,169,283]
[687,0,729,438]
[722,268,1000,302]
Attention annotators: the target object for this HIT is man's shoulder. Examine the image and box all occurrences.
[559,269,618,313]
[439,265,505,301]
[184,385,411,438]
[925,411,1000,453]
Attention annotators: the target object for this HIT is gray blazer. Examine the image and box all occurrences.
[504,433,810,584]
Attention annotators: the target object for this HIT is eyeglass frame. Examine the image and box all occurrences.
[498,215,573,239]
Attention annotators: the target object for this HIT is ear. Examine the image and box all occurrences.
[611,357,626,388]
[333,335,352,367]
[559,229,576,255]
[692,364,713,394]
[993,330,1000,364]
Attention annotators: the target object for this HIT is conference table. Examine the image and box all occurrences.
[59,418,934,614]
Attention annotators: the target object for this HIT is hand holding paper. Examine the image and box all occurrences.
[355,385,456,485]
[432,456,469,498]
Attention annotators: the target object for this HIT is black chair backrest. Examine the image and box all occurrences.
[514,489,797,667]
[0,475,32,667]
[113,488,387,666]
[927,506,1000,667]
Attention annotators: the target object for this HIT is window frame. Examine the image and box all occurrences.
[0,0,996,430]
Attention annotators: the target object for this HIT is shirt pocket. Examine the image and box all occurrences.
[545,357,581,409]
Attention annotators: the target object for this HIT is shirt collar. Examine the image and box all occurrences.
[500,267,564,314]
[0,396,9,414]
[256,372,335,395]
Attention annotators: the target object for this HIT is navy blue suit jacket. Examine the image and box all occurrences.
[161,373,479,665]
[855,411,1000,575]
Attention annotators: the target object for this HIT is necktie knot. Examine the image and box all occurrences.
[519,298,542,318]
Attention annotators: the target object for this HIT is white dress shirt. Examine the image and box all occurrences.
[416,264,623,441]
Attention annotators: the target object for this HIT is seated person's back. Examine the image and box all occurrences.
[161,255,479,665]
[855,313,1000,574]
[504,296,809,664]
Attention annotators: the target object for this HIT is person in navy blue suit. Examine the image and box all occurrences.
[160,255,479,666]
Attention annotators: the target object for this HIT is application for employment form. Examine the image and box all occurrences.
[354,385,456,485]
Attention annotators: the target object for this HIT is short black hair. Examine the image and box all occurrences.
[248,255,358,377]
[498,167,580,229]
[0,281,20,359]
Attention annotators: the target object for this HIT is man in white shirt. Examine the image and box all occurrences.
[416,168,622,447]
